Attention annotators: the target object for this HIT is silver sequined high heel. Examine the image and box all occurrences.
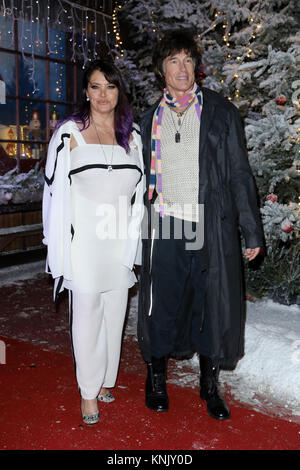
[81,400,100,425]
[97,390,115,403]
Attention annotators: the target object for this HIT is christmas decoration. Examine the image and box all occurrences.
[0,166,44,205]
[4,192,12,201]
[281,218,294,233]
[0,1,118,93]
[276,94,287,106]
[50,109,59,136]
[116,0,300,304]
[5,128,16,155]
[267,193,278,203]
[28,110,43,159]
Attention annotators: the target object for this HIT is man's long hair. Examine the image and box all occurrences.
[152,29,202,88]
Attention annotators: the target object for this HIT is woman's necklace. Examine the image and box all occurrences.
[92,119,115,173]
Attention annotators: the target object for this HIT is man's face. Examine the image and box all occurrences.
[162,50,195,98]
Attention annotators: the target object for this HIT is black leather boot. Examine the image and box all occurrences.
[145,356,169,412]
[199,355,230,420]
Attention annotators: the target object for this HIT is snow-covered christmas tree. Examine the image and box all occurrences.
[116,0,300,304]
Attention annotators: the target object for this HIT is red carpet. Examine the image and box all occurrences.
[0,274,299,452]
[0,336,299,451]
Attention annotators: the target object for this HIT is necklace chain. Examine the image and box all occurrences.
[92,119,115,173]
[170,106,189,143]
[169,98,195,143]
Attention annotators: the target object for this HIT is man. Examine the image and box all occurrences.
[137,29,263,420]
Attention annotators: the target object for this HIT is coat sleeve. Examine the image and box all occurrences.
[226,105,264,248]
[42,124,72,280]
[42,128,61,249]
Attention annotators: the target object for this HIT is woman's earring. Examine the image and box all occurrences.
[86,96,90,101]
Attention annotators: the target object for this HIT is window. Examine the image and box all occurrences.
[0,1,113,165]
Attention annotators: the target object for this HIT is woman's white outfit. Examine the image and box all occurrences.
[70,289,129,399]
[42,120,145,399]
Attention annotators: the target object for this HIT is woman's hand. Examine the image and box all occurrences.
[243,247,261,261]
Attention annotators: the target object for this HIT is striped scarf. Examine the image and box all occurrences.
[149,83,203,217]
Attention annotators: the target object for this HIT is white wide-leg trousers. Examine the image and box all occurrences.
[69,289,128,400]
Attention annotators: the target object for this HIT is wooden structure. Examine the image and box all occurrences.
[0,202,44,255]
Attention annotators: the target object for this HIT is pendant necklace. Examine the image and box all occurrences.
[170,98,194,143]
[92,119,115,173]
[171,109,187,143]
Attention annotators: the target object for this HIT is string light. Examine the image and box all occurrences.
[113,2,124,58]
[1,0,115,84]
[214,7,264,103]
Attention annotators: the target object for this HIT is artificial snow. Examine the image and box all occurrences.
[217,300,300,420]
[0,260,45,285]
[1,261,299,421]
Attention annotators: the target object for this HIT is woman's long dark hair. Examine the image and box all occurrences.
[58,59,133,153]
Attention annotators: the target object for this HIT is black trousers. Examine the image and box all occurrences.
[149,215,207,359]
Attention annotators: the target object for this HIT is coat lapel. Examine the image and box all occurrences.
[198,88,217,202]
[199,88,217,163]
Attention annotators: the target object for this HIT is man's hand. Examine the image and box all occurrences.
[243,247,261,261]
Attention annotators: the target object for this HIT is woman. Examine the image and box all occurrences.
[43,59,145,425]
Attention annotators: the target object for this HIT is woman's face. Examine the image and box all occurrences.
[86,70,119,116]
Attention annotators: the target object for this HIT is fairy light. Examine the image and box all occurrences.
[219,6,264,103]
[151,9,156,33]
[217,8,258,102]
[3,0,115,78]
[113,1,124,58]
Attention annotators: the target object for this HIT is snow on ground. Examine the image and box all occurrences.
[127,289,300,421]
[1,261,300,421]
[0,260,45,284]
[217,300,300,420]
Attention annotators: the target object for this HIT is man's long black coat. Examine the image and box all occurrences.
[137,86,264,368]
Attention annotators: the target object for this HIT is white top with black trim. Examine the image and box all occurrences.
[42,120,145,300]
[65,130,142,293]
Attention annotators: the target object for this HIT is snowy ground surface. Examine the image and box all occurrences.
[1,260,299,422]
[126,289,300,422]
